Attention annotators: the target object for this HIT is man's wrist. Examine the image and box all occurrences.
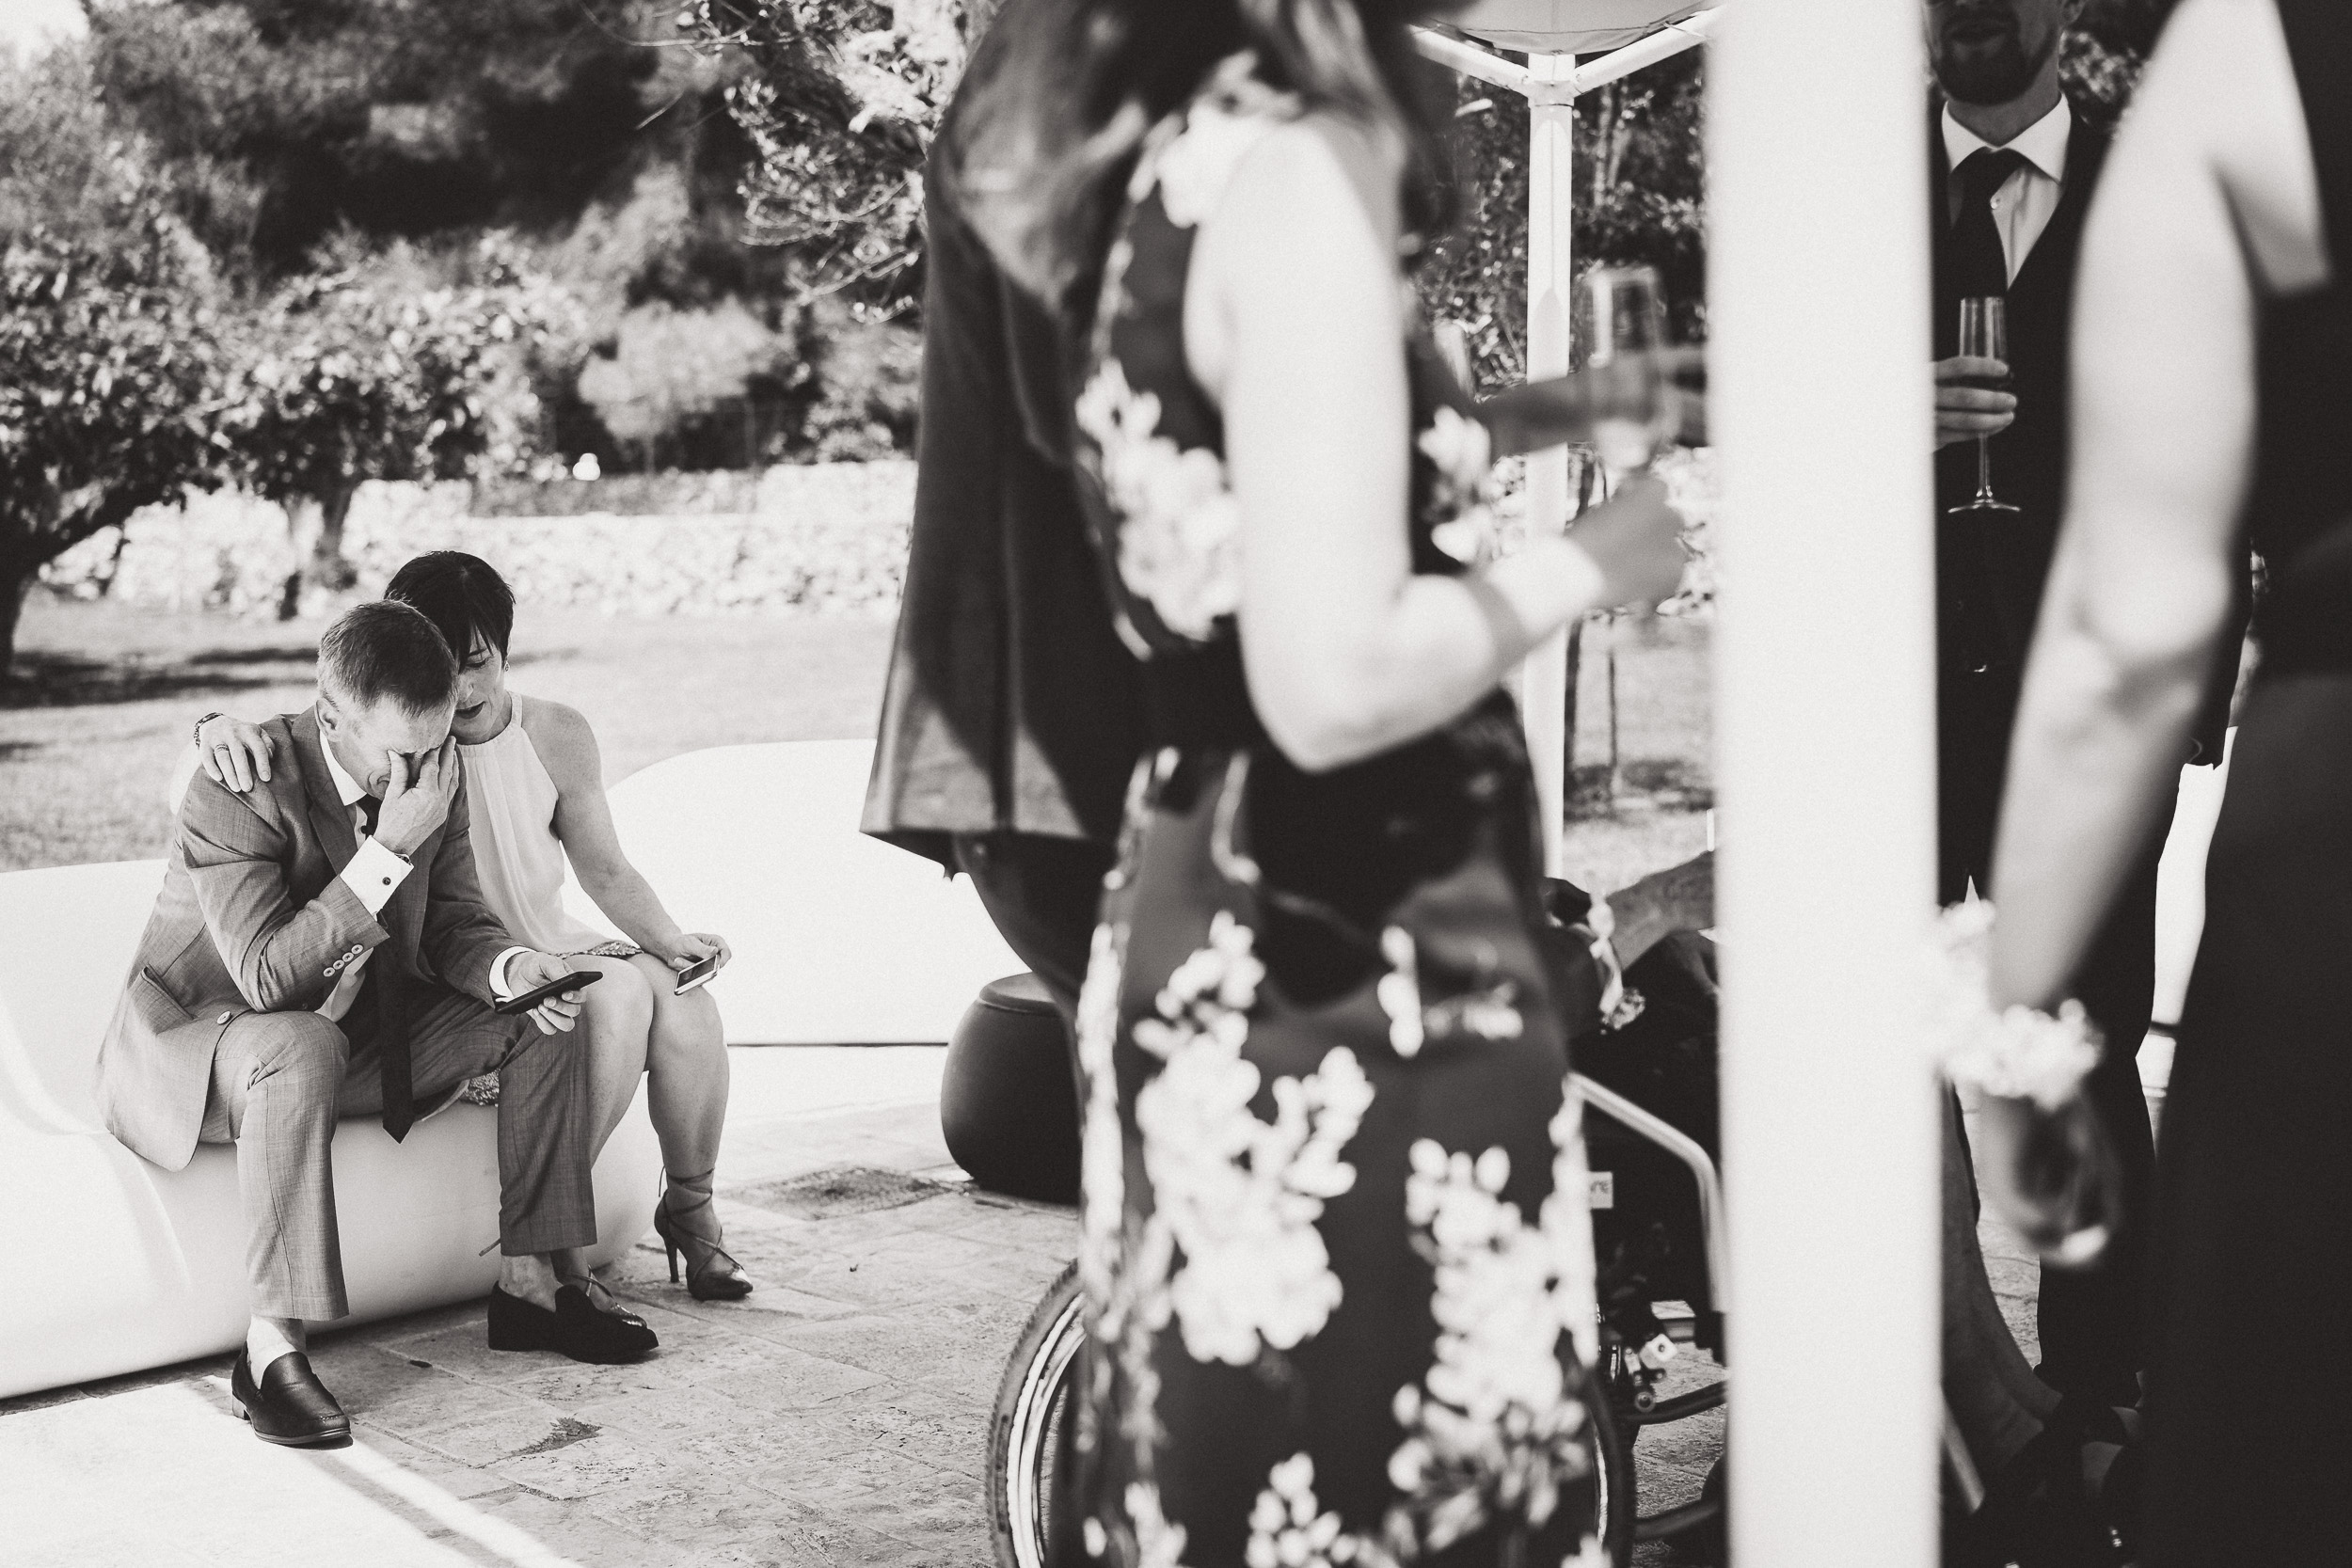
[194,711,224,747]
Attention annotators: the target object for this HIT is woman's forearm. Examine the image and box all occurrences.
[1248,531,1613,773]
[576,864,685,953]
[1988,588,2222,1009]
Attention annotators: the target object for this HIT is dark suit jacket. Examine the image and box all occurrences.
[1931,102,2108,694]
[96,707,515,1170]
[1930,98,2242,787]
[859,4,1148,869]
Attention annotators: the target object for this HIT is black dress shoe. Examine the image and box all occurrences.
[485,1284,658,1364]
[230,1349,352,1448]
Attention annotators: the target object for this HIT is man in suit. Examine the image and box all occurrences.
[99,601,651,1449]
[1925,0,2238,1417]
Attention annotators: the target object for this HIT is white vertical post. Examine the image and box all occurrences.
[1709,2,1940,1565]
[1523,49,1575,878]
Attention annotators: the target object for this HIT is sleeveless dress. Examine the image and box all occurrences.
[457,702,639,961]
[1062,59,1607,1568]
[2142,5,2352,1561]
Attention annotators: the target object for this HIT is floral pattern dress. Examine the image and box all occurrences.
[1062,56,1608,1568]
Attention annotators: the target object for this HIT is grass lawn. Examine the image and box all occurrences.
[2,595,1713,893]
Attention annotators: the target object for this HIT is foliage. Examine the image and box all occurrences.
[576,296,799,464]
[793,297,922,461]
[213,240,577,607]
[682,0,989,317]
[1420,49,1707,396]
[0,45,228,672]
[84,0,750,279]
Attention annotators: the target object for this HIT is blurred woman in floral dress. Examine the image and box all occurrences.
[952,1,1689,1562]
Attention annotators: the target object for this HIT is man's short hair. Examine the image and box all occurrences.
[318,601,458,716]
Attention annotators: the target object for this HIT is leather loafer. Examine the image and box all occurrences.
[230,1349,352,1448]
[486,1284,658,1364]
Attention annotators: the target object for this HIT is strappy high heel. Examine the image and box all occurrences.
[653,1168,753,1301]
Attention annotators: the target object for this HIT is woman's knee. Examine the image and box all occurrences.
[635,957,725,1062]
[583,958,655,1037]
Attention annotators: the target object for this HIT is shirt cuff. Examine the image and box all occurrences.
[489,946,533,1000]
[341,837,412,916]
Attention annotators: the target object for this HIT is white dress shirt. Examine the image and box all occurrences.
[315,741,530,1018]
[1941,97,2073,285]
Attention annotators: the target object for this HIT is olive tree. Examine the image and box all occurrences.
[215,245,575,615]
[0,48,227,677]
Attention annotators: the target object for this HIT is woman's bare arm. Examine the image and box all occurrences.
[1988,0,2324,1008]
[529,699,709,965]
[1192,116,1682,774]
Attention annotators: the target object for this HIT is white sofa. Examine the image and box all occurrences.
[570,739,1020,1045]
[0,860,661,1402]
[0,737,1022,1401]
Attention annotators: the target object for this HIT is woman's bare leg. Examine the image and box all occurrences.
[627,951,730,1188]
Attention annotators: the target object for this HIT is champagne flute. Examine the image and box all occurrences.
[1949,296,2020,516]
[1574,265,1671,482]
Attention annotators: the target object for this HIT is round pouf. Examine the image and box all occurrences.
[940,973,1080,1205]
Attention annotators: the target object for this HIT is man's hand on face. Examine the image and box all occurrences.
[1934,355,2018,450]
[507,951,588,1036]
[374,738,460,857]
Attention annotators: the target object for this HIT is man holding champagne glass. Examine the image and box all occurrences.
[1922,0,2244,1456]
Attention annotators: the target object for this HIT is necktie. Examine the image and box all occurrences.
[351,794,414,1139]
[1951,147,2026,299]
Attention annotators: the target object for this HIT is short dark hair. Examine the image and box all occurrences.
[386,551,516,664]
[318,601,458,715]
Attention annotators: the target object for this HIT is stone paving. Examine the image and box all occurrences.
[0,1050,2091,1568]
[0,1048,1076,1568]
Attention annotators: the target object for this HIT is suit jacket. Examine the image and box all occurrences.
[858,10,1148,869]
[96,708,516,1170]
[1930,101,2108,696]
[1930,98,2243,767]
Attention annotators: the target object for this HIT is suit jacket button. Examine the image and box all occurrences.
[217,1010,234,1024]
[324,966,336,976]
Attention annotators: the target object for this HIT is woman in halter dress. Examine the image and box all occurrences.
[1985,0,2352,1560]
[196,552,751,1301]
[949,1,1690,1560]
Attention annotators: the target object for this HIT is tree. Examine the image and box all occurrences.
[85,0,748,280]
[683,0,988,319]
[576,296,797,470]
[0,46,227,677]
[215,242,577,615]
[1419,48,1706,396]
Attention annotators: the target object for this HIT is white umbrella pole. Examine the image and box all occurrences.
[1523,48,1575,879]
[1708,0,1941,1562]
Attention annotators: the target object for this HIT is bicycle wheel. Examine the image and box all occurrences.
[1593,1377,1636,1566]
[988,1259,1637,1567]
[989,1259,1086,1568]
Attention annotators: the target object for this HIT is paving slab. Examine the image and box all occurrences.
[1,1044,2096,1567]
[0,1045,1073,1568]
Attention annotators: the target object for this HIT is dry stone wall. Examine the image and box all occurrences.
[41,462,916,620]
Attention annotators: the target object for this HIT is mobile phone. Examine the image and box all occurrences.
[495,969,604,1016]
[673,954,720,995]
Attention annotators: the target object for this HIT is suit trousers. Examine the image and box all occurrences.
[199,984,598,1321]
[1941,671,2169,1406]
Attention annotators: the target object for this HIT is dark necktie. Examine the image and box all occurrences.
[1951,147,2027,299]
[352,794,414,1139]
